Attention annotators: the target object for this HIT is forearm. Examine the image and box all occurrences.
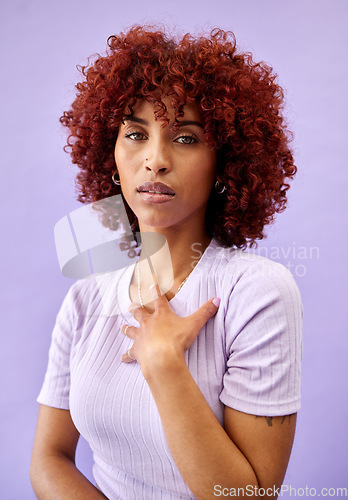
[143,356,259,499]
[30,453,107,500]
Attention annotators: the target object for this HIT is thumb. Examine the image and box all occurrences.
[190,297,220,332]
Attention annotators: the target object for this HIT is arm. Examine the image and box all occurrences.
[143,354,295,499]
[123,293,298,499]
[30,405,107,500]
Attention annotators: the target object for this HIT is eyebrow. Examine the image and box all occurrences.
[123,115,148,125]
[180,120,204,129]
[122,115,204,129]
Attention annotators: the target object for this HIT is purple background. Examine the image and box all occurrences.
[1,0,347,498]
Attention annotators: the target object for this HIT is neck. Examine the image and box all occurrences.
[132,222,211,305]
[138,223,211,282]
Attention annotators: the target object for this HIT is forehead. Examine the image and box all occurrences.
[127,97,202,123]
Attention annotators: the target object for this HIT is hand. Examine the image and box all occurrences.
[121,292,220,373]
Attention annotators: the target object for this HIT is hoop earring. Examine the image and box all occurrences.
[215,180,226,194]
[112,171,121,186]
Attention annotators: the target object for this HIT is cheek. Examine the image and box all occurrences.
[114,140,123,168]
[114,147,131,187]
[114,140,139,177]
[197,155,217,187]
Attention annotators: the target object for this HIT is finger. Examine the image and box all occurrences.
[122,348,136,363]
[149,283,163,301]
[150,275,162,298]
[122,324,137,340]
[188,297,220,331]
[145,254,162,299]
[128,304,149,322]
[147,284,170,311]
[153,290,171,312]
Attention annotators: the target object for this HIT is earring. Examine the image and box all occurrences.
[112,171,121,186]
[215,180,226,194]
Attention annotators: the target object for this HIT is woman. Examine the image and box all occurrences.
[30,26,302,499]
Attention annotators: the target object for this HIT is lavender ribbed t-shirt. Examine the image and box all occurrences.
[37,237,303,499]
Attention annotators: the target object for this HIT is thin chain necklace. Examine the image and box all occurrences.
[137,260,192,309]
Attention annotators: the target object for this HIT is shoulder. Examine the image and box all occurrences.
[60,265,132,319]
[208,239,302,312]
[233,250,301,297]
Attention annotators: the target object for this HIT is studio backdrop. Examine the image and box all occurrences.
[1,0,347,498]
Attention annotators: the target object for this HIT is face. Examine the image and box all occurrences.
[114,98,217,235]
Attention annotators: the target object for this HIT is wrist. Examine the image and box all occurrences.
[141,346,187,382]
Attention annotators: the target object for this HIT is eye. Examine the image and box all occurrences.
[125,131,147,141]
[174,134,198,145]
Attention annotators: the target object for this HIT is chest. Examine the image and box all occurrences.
[68,313,227,456]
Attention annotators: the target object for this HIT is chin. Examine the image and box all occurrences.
[139,220,175,230]
[136,213,180,230]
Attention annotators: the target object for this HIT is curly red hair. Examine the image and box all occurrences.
[60,25,296,248]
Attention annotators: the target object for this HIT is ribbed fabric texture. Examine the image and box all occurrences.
[37,238,303,499]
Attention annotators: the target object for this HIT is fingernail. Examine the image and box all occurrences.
[212,297,221,308]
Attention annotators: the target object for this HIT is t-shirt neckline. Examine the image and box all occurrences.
[116,236,219,321]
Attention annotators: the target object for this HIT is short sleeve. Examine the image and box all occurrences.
[37,283,78,409]
[219,260,303,416]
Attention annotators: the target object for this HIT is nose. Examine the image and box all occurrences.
[144,138,171,174]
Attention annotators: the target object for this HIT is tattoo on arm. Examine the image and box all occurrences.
[256,414,295,427]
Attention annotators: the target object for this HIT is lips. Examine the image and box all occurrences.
[137,181,175,196]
